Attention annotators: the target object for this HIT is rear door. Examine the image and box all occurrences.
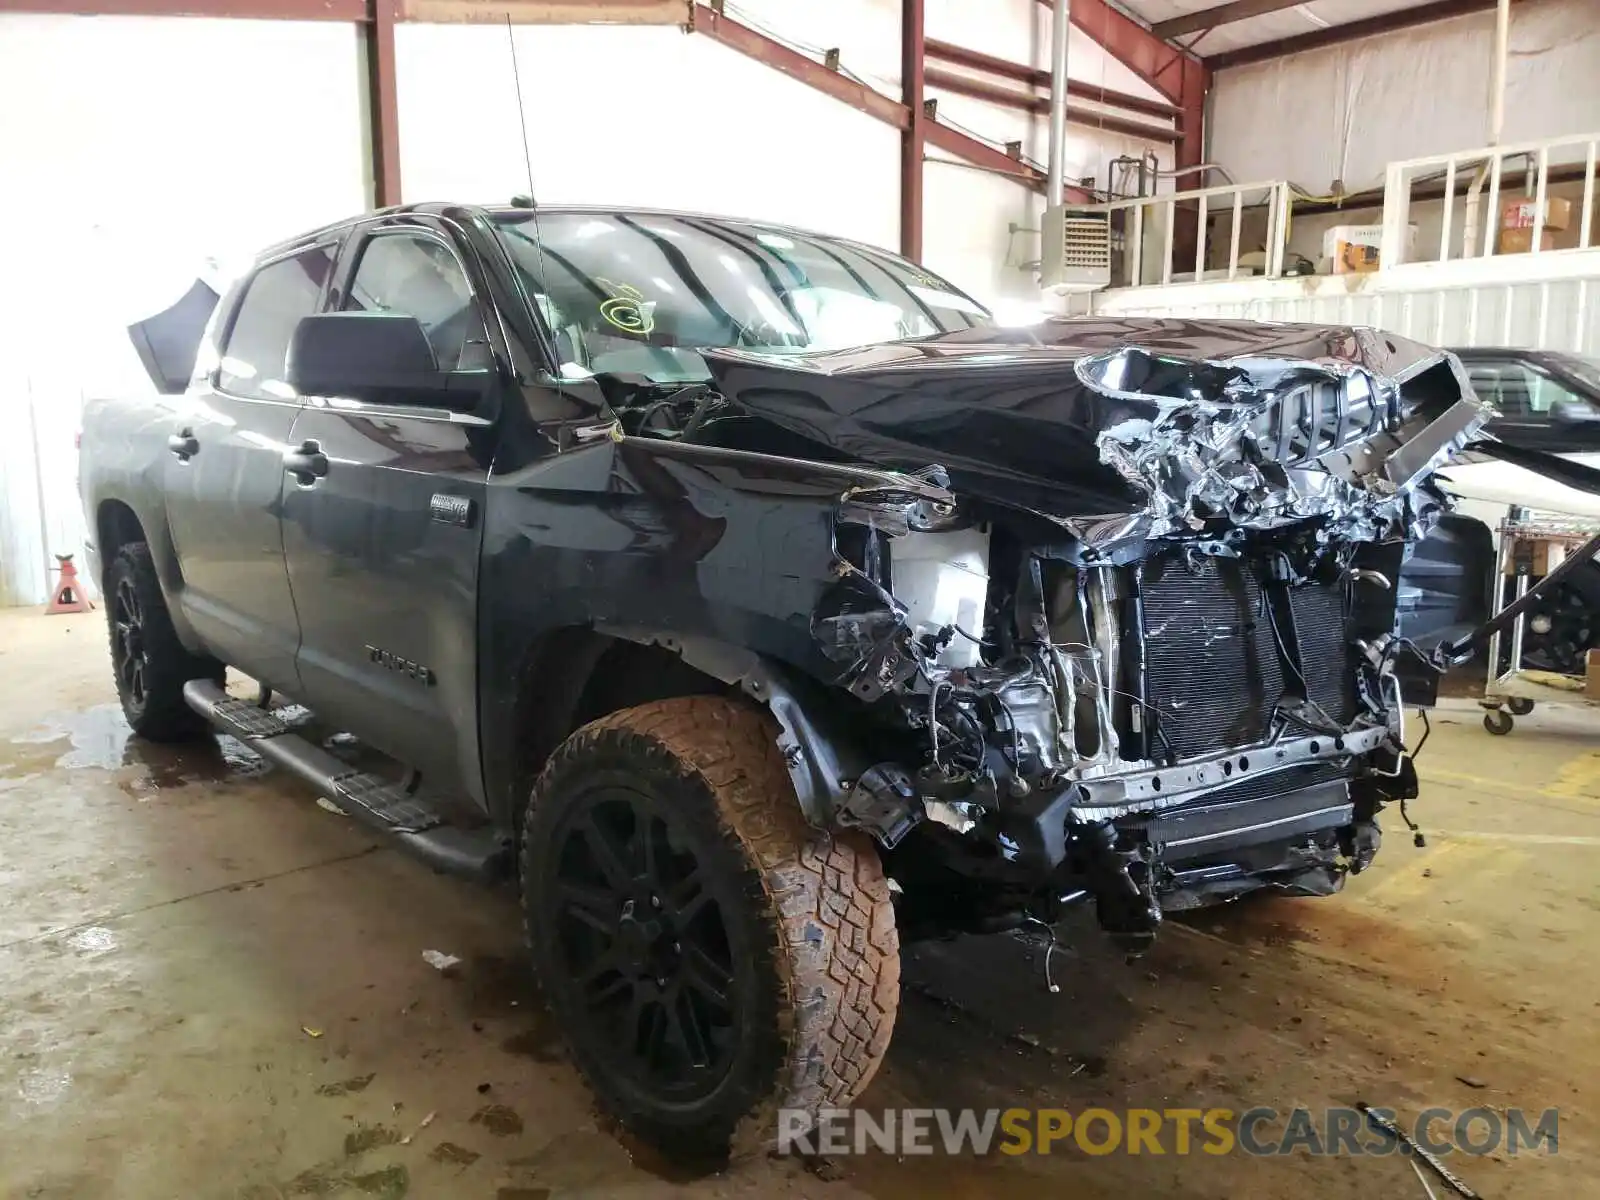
[280,219,495,803]
[162,241,338,690]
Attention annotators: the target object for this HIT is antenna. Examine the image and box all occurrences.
[506,14,539,206]
[504,14,562,380]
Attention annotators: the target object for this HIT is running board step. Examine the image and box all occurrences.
[211,696,297,738]
[334,773,441,834]
[182,679,508,881]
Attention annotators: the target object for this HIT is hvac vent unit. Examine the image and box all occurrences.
[1040,204,1111,293]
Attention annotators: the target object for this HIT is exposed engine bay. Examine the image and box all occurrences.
[677,321,1493,951]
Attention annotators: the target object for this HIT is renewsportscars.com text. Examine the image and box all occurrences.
[777,1106,1560,1158]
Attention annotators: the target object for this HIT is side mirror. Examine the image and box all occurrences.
[287,313,486,410]
[1551,399,1599,424]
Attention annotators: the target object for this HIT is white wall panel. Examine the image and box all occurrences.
[1089,250,1600,359]
[396,23,902,251]
[0,14,367,605]
[1209,0,1600,194]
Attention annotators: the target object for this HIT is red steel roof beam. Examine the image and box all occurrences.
[925,36,1181,121]
[924,66,1176,144]
[901,0,926,261]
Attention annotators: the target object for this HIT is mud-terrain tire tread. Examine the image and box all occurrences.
[106,542,222,742]
[520,695,899,1154]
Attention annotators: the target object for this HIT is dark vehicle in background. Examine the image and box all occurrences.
[1455,348,1600,453]
[1442,348,1600,674]
[80,202,1502,1155]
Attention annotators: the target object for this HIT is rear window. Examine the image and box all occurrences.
[217,244,337,400]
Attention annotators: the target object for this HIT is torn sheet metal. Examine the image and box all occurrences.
[1082,347,1488,541]
[700,318,1488,542]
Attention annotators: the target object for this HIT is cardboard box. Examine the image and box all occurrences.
[1507,538,1567,576]
[1322,224,1383,259]
[1332,241,1381,273]
[1585,648,1600,697]
[1321,223,1416,273]
[1499,227,1558,255]
[1501,196,1574,232]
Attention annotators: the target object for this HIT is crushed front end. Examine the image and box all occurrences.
[704,321,1489,951]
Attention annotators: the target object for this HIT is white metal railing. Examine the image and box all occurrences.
[1098,180,1291,288]
[1381,131,1600,267]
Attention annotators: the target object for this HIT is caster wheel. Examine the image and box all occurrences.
[1483,709,1515,736]
[1507,698,1536,717]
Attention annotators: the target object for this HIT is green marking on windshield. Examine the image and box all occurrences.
[596,279,655,335]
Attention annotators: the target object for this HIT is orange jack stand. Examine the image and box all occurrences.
[46,554,95,615]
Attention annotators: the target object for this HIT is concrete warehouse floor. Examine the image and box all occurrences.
[1,607,1595,1200]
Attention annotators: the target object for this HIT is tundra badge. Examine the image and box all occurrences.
[430,493,474,527]
[365,646,436,686]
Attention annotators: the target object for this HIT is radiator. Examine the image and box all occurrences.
[1141,552,1359,761]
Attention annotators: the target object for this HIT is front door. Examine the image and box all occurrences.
[163,242,338,691]
[280,224,494,803]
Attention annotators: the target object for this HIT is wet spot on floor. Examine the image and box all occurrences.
[346,1165,409,1198]
[457,954,539,1016]
[15,1171,107,1200]
[342,1123,402,1156]
[314,1072,376,1097]
[494,1189,550,1200]
[469,1103,524,1137]
[428,1141,480,1166]
[10,705,270,792]
[63,926,117,957]
[282,1163,343,1196]
[507,1128,645,1190]
[263,1152,410,1199]
[608,1122,725,1185]
[500,1024,562,1063]
[15,1068,72,1106]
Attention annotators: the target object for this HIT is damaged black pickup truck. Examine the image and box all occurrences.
[81,202,1532,1154]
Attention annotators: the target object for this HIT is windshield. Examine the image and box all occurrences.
[490,210,991,383]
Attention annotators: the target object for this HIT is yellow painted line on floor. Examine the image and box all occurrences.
[1429,829,1600,847]
[1422,765,1542,794]
[1544,750,1600,804]
[1421,765,1600,813]
[1357,839,1489,903]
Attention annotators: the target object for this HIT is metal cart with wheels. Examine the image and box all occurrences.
[1480,515,1600,735]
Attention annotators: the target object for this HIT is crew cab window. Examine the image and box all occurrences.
[218,244,336,400]
[342,232,487,371]
[1466,360,1589,418]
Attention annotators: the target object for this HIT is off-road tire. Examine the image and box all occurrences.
[105,542,222,741]
[520,696,899,1157]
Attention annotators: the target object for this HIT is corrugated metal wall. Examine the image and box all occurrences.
[1209,0,1600,195]
[0,378,84,608]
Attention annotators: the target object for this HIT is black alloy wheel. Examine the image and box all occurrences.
[103,541,222,741]
[547,786,740,1103]
[111,576,149,710]
[522,697,900,1157]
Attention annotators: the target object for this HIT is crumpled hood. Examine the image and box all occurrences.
[701,317,1489,541]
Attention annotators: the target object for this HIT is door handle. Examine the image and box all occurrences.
[283,440,330,484]
[167,430,199,460]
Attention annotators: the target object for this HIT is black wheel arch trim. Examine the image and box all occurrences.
[595,626,868,829]
[90,489,206,655]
